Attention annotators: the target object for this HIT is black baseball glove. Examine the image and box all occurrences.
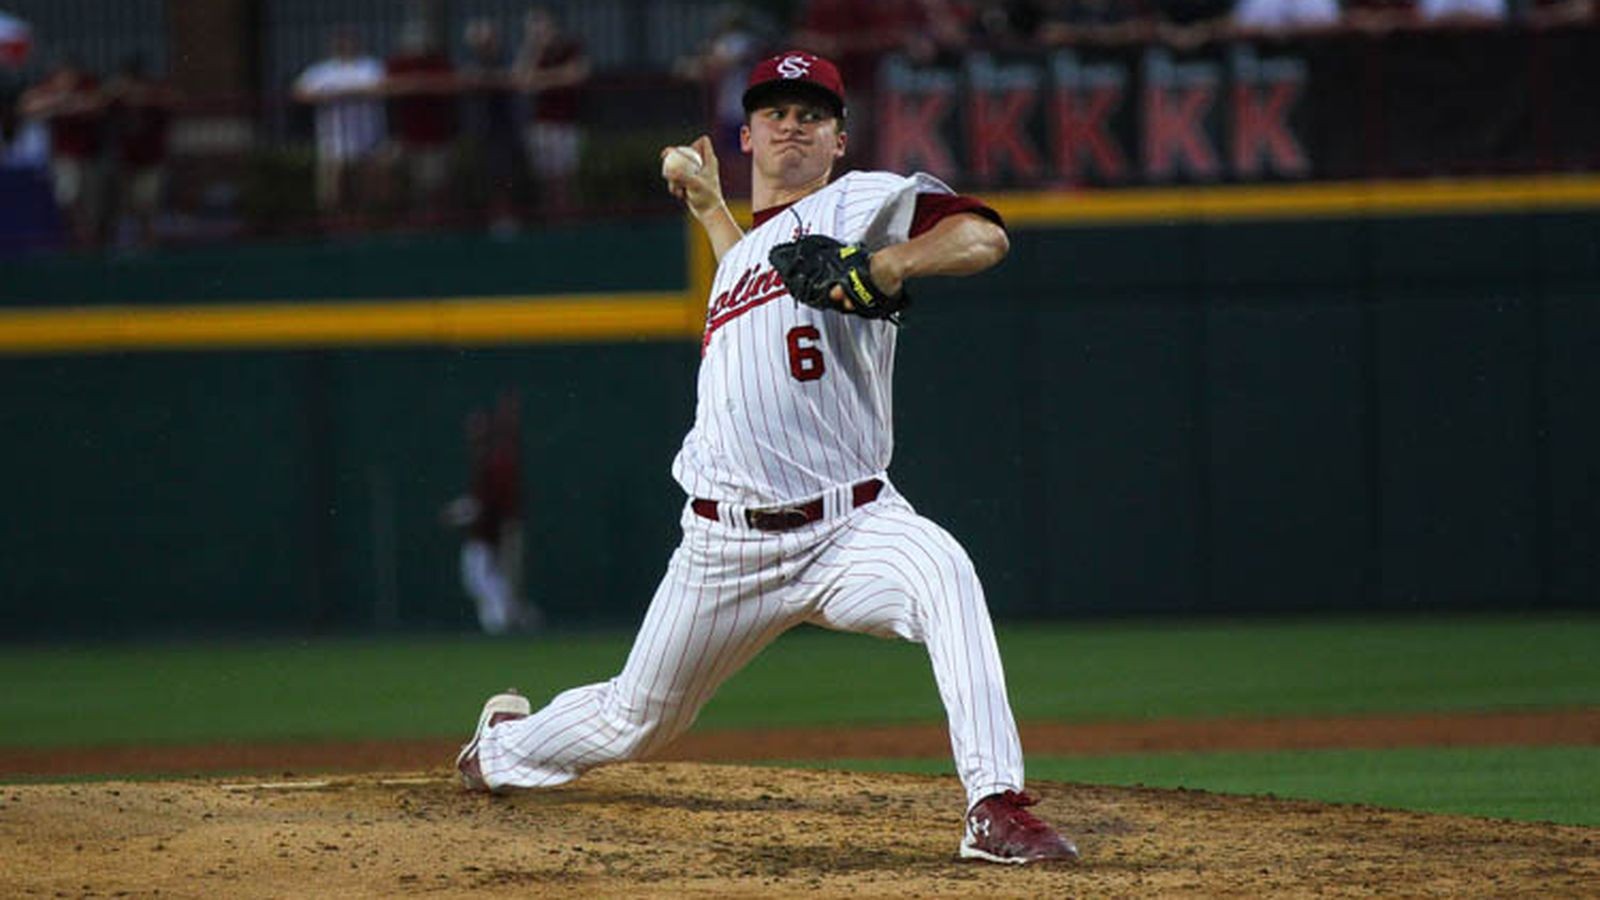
[769,235,910,323]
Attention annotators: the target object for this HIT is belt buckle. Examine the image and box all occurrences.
[747,505,810,532]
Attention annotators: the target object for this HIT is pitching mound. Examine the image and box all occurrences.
[4,763,1595,897]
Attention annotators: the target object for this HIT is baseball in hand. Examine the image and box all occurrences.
[661,145,704,182]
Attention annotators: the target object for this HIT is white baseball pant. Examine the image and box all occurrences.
[460,539,519,636]
[475,483,1025,808]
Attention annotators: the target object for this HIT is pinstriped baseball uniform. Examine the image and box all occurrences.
[476,170,1026,809]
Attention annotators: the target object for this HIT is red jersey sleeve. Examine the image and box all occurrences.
[908,194,1005,238]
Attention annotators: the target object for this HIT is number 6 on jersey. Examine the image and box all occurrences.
[786,325,825,381]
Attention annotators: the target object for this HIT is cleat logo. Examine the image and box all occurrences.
[970,815,991,837]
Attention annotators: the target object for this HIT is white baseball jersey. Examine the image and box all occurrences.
[473,169,1027,818]
[673,170,956,507]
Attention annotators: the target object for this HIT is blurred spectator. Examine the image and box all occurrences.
[790,0,945,163]
[791,0,928,89]
[103,54,178,250]
[673,6,770,196]
[1231,0,1342,32]
[1153,0,1235,44]
[903,0,972,63]
[1417,0,1507,22]
[1344,0,1510,29]
[18,58,106,247]
[0,10,33,68]
[513,6,591,216]
[1038,0,1158,43]
[1342,0,1407,30]
[968,0,1051,46]
[384,19,459,222]
[460,18,524,235]
[2,83,49,169]
[293,28,385,221]
[1526,0,1595,24]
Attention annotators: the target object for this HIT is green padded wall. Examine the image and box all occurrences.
[2,209,1596,638]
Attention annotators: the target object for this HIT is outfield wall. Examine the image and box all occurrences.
[2,186,1596,637]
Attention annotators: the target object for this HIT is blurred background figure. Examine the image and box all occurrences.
[1230,0,1343,32]
[0,96,46,168]
[103,53,178,250]
[442,395,542,637]
[966,0,1050,47]
[460,17,525,235]
[789,0,954,162]
[673,5,770,198]
[292,27,385,225]
[513,5,590,217]
[0,9,32,67]
[1527,0,1597,24]
[1038,0,1159,43]
[1416,0,1507,23]
[790,0,928,84]
[383,17,458,224]
[17,56,106,248]
[898,0,971,66]
[1152,0,1236,45]
[1345,0,1511,30]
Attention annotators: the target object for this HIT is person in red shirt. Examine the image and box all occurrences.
[513,6,590,215]
[385,22,459,221]
[18,58,106,247]
[105,54,178,249]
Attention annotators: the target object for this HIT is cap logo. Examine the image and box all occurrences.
[776,54,813,79]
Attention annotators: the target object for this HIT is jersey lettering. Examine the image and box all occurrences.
[703,263,789,354]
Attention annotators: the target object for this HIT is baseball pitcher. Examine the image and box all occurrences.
[456,50,1079,865]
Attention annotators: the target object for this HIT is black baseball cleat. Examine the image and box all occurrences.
[959,790,1081,864]
[455,689,531,792]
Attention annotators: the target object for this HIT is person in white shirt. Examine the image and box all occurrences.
[293,29,385,217]
[1232,0,1342,31]
[1417,0,1507,22]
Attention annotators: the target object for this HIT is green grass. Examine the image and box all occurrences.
[0,633,631,746]
[788,746,1600,827]
[1,614,1597,747]
[719,612,1600,726]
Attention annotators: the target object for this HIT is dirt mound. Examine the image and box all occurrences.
[3,763,1595,898]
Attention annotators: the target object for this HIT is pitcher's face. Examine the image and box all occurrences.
[741,99,846,189]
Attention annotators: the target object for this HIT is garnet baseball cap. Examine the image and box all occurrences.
[742,50,846,119]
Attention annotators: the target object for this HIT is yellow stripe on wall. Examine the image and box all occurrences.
[986,174,1600,225]
[5,174,1598,355]
[0,293,703,354]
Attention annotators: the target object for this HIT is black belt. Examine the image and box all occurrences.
[692,478,884,532]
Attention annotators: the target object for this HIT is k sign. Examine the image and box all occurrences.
[876,46,1311,187]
